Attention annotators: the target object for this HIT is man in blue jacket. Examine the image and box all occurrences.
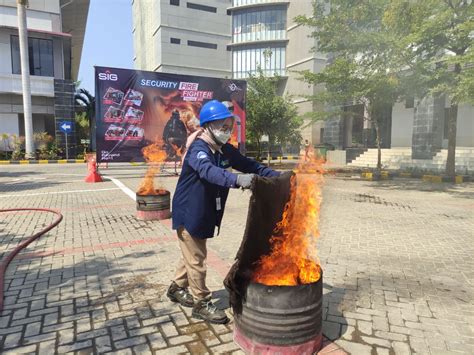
[167,100,279,324]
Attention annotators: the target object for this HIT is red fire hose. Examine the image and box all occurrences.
[0,208,63,313]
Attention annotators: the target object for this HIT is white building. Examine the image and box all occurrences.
[132,0,326,145]
[132,0,231,78]
[131,0,472,170]
[0,0,89,154]
[228,0,327,145]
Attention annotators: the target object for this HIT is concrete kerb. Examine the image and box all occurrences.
[261,155,299,161]
[364,171,470,183]
[238,161,471,184]
[0,159,85,164]
[325,167,471,183]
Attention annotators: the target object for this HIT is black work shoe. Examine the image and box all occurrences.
[192,297,229,324]
[167,282,194,307]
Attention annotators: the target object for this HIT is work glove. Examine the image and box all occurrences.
[236,174,255,189]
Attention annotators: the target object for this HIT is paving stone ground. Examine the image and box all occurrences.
[0,163,473,354]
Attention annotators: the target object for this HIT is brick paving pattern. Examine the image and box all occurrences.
[0,164,472,354]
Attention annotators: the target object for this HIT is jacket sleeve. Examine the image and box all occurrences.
[223,144,280,177]
[187,146,238,188]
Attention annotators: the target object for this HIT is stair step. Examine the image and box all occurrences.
[348,147,473,172]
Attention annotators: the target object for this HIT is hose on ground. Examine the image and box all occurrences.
[0,208,63,313]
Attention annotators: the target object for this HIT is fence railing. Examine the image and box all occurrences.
[245,150,300,162]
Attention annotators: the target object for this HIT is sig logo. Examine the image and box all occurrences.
[98,70,118,81]
[228,83,242,92]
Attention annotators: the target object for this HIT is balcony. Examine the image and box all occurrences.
[229,0,289,11]
[233,68,286,79]
[233,22,286,43]
[0,73,55,97]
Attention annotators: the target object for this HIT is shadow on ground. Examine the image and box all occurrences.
[323,283,350,341]
[212,288,230,310]
[0,170,43,178]
[0,181,64,193]
[0,209,61,259]
[373,179,474,197]
[334,176,474,198]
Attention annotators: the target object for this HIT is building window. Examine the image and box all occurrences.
[170,0,180,6]
[170,38,181,44]
[11,35,54,77]
[233,45,286,78]
[233,6,287,43]
[188,40,217,49]
[187,2,217,13]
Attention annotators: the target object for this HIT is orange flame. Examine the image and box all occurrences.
[171,143,183,158]
[136,141,168,195]
[252,148,324,286]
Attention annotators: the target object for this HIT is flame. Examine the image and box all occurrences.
[252,148,325,286]
[171,143,183,158]
[136,141,168,195]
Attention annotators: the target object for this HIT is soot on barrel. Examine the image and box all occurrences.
[136,190,171,221]
[234,272,323,353]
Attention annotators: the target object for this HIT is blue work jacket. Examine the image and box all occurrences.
[172,139,279,239]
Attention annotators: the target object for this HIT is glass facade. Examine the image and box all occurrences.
[233,6,286,43]
[233,45,286,78]
[11,35,54,77]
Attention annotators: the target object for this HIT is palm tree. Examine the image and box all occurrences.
[75,88,96,150]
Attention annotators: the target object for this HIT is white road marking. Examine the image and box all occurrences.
[5,178,84,185]
[102,175,136,201]
[0,188,120,198]
[11,177,47,181]
[46,173,85,176]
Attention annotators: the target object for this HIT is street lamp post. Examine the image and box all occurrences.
[17,0,34,159]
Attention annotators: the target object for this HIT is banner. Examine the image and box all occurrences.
[95,66,247,163]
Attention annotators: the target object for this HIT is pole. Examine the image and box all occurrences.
[65,132,68,160]
[17,0,34,159]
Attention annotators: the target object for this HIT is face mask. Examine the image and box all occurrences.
[211,128,232,145]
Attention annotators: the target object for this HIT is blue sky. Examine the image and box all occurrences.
[77,0,134,94]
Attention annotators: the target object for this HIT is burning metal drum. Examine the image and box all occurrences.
[136,191,171,221]
[234,271,323,354]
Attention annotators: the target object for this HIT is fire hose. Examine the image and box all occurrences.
[0,208,63,313]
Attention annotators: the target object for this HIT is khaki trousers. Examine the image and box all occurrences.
[174,227,211,300]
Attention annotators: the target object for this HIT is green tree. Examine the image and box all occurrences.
[296,0,404,171]
[75,112,90,141]
[1,133,10,151]
[246,67,302,161]
[75,88,95,149]
[1,133,11,159]
[384,0,473,177]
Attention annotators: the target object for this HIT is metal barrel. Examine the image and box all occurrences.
[136,191,171,211]
[235,271,323,346]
